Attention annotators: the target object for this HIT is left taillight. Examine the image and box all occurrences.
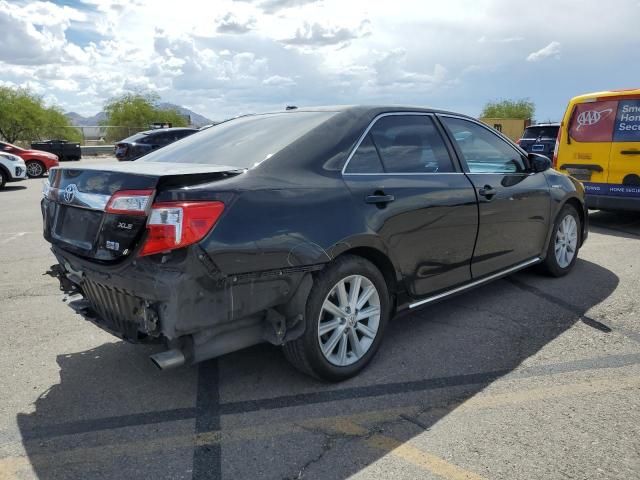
[106,190,154,216]
[139,201,225,257]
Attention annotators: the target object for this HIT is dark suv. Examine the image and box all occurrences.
[114,127,199,161]
[517,124,559,160]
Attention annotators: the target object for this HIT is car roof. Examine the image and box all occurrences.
[528,123,560,127]
[141,127,199,134]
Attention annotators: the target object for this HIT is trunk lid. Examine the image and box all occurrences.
[43,162,241,261]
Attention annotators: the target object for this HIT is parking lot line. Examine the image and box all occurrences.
[13,352,640,445]
[366,434,487,480]
[2,369,639,477]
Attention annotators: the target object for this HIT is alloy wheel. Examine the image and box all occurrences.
[554,214,578,268]
[26,161,43,178]
[317,274,381,366]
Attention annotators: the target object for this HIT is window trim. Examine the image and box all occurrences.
[342,112,462,176]
[437,113,531,174]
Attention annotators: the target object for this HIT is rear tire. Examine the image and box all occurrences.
[26,160,44,178]
[540,204,581,277]
[283,255,390,381]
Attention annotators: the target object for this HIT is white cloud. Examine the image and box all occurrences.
[526,41,561,62]
[216,13,256,34]
[0,0,637,121]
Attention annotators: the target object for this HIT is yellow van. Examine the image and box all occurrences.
[554,89,640,211]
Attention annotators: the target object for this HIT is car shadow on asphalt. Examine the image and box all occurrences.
[588,210,640,239]
[16,258,620,480]
[0,185,27,191]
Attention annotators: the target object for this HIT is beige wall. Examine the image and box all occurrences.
[479,118,531,142]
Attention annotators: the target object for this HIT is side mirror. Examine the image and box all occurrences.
[528,153,552,173]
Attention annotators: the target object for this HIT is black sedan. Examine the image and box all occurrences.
[42,106,588,381]
[114,127,199,161]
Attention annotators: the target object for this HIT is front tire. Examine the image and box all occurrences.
[0,169,6,189]
[540,204,581,277]
[283,255,390,381]
[25,160,44,178]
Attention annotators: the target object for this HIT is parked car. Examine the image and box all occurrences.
[114,127,199,161]
[31,139,81,161]
[43,106,588,381]
[517,123,559,159]
[554,88,640,211]
[0,152,27,189]
[0,141,59,177]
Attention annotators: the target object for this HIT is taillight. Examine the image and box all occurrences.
[139,201,224,257]
[516,139,521,145]
[552,123,562,168]
[106,190,154,216]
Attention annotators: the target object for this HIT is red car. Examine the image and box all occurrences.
[0,141,59,177]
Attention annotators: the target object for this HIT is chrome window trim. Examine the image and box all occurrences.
[409,257,542,309]
[45,186,111,211]
[341,112,458,176]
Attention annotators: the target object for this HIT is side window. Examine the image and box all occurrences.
[369,116,454,173]
[442,117,526,173]
[345,134,384,173]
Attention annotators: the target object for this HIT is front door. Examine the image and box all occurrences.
[439,115,552,278]
[342,113,478,298]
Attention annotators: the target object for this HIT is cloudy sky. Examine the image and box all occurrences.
[1,0,638,122]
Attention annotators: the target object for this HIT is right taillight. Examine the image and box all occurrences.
[139,201,224,257]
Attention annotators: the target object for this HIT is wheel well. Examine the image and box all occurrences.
[0,163,9,177]
[337,247,398,295]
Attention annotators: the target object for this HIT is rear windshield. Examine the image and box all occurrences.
[139,112,336,168]
[522,126,559,139]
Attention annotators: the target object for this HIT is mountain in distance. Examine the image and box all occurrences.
[157,103,213,127]
[65,104,213,127]
[65,111,106,126]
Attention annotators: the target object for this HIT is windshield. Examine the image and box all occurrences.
[139,112,337,168]
[522,126,559,139]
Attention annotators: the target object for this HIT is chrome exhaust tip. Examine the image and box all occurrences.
[150,349,186,370]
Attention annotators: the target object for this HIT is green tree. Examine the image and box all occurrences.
[0,86,81,144]
[480,99,535,120]
[102,92,188,141]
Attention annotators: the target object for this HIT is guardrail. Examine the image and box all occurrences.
[81,145,114,156]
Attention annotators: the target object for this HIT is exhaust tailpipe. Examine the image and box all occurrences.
[150,349,186,370]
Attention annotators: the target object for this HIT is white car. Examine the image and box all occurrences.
[0,152,27,189]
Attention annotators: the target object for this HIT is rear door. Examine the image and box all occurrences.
[342,113,478,298]
[519,126,558,158]
[561,99,616,183]
[609,98,640,190]
[440,115,552,278]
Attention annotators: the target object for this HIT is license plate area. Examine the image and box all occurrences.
[532,144,545,152]
[52,205,103,251]
[566,168,593,181]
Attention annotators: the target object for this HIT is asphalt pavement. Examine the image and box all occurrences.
[1,157,639,480]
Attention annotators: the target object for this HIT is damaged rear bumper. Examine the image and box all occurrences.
[49,245,318,367]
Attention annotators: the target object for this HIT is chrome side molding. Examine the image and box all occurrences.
[409,257,542,309]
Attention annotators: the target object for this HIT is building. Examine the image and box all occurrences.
[479,117,531,142]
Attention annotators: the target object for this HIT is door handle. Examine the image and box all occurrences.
[478,185,497,199]
[365,194,395,205]
[621,150,640,155]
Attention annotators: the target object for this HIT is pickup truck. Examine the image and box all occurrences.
[31,140,81,161]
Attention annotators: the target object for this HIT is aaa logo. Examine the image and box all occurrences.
[576,108,613,130]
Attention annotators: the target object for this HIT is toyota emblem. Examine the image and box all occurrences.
[63,184,78,203]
